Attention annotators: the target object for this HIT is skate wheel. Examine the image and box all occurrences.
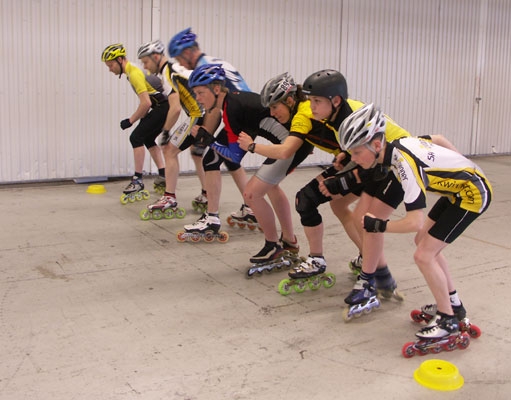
[417,347,429,356]
[120,194,129,205]
[430,346,443,354]
[217,232,229,243]
[164,209,174,219]
[139,209,151,221]
[135,192,143,201]
[322,273,336,288]
[443,340,457,352]
[457,333,470,349]
[278,279,292,296]
[142,191,150,200]
[393,289,405,302]
[247,223,256,231]
[410,310,424,323]
[175,208,186,219]
[176,231,186,242]
[308,279,322,291]
[402,342,416,358]
[203,232,215,242]
[128,195,135,203]
[237,222,246,229]
[293,280,307,293]
[467,324,481,338]
[190,233,201,242]
[226,216,235,227]
[152,210,163,220]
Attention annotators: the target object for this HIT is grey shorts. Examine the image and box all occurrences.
[255,157,294,185]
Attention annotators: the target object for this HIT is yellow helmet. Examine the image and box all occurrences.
[101,43,126,62]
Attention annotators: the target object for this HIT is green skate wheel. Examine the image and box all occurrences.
[164,209,175,219]
[293,280,307,293]
[308,278,322,291]
[135,192,143,201]
[278,279,292,296]
[142,190,150,200]
[139,209,151,221]
[322,273,336,288]
[128,195,135,203]
[152,209,163,220]
[120,194,129,205]
[175,208,186,219]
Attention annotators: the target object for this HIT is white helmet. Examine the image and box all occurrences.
[338,103,387,150]
[260,72,297,107]
[137,40,165,58]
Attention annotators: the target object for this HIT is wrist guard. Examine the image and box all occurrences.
[120,118,132,130]
[363,216,388,233]
[195,127,215,147]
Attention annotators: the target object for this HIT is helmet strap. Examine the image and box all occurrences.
[116,58,124,79]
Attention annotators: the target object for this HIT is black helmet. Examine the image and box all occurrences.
[302,69,348,100]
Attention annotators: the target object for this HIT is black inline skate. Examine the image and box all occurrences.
[120,176,150,204]
[153,175,166,195]
[410,303,481,338]
[343,277,381,321]
[227,204,260,231]
[140,194,186,220]
[177,214,229,243]
[402,313,470,358]
[246,241,291,278]
[278,256,335,295]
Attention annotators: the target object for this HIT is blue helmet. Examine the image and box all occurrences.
[189,64,226,88]
[168,27,197,57]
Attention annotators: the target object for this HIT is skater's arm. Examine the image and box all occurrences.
[162,92,181,131]
[129,91,152,124]
[238,132,303,159]
[362,210,424,234]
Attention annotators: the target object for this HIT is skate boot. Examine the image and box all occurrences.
[140,194,186,221]
[191,190,208,213]
[120,176,150,204]
[348,254,362,276]
[410,302,481,338]
[278,256,335,295]
[227,204,260,231]
[402,313,470,358]
[374,266,404,301]
[343,276,381,321]
[177,214,229,243]
[246,241,290,278]
[153,175,166,195]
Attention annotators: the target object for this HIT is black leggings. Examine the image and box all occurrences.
[129,102,169,149]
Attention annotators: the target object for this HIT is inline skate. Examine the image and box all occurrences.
[374,266,405,301]
[191,191,208,213]
[177,214,229,243]
[153,175,166,195]
[140,194,186,221]
[410,303,481,338]
[343,277,381,321]
[402,313,470,358]
[348,254,362,276]
[278,256,335,295]
[246,242,290,278]
[227,204,260,231]
[120,177,150,204]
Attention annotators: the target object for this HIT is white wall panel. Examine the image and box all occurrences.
[1,0,510,183]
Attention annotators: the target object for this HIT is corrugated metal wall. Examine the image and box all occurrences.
[0,0,509,183]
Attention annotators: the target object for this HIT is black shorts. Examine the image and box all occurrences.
[427,197,482,243]
[362,172,403,209]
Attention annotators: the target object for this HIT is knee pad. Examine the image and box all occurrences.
[295,179,329,227]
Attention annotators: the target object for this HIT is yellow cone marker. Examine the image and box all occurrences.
[414,359,464,391]
[86,184,107,194]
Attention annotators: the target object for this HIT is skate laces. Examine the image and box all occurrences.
[297,257,324,273]
[159,195,177,206]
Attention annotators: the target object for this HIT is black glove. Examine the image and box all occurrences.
[363,215,388,233]
[338,151,352,167]
[323,169,362,196]
[195,127,215,147]
[120,118,132,130]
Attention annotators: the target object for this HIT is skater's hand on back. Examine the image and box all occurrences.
[238,132,253,151]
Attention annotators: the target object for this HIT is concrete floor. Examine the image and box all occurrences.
[1,155,510,400]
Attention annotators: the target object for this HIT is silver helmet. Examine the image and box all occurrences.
[260,72,297,107]
[337,103,387,150]
[137,40,165,58]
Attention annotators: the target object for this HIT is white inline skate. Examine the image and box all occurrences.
[177,214,229,243]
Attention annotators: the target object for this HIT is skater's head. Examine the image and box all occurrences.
[189,64,227,111]
[302,69,348,121]
[338,103,387,169]
[260,72,306,124]
[137,40,166,74]
[102,43,127,77]
[168,27,199,70]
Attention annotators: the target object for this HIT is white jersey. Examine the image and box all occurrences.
[196,54,251,92]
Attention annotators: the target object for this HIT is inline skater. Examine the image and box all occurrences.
[101,43,167,204]
[168,28,253,219]
[338,104,491,353]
